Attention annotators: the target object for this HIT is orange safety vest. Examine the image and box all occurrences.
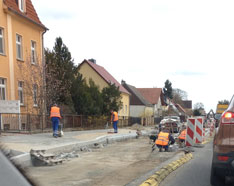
[111,111,118,121]
[179,129,186,140]
[156,132,169,146]
[50,106,61,118]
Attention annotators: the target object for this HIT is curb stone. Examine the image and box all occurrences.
[9,131,152,167]
[202,136,213,145]
[139,153,193,186]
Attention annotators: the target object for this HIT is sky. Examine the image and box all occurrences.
[32,0,234,112]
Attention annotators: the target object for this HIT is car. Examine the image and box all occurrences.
[214,113,222,128]
[211,95,234,185]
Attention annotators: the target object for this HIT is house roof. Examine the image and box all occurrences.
[3,0,46,29]
[182,100,192,109]
[122,82,152,106]
[79,60,130,95]
[137,88,163,105]
[175,104,186,114]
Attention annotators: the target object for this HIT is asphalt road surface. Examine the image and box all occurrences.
[161,141,234,186]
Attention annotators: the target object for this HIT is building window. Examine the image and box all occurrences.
[0,78,6,100]
[18,81,24,105]
[125,105,127,114]
[18,0,25,12]
[16,34,23,60]
[31,41,36,64]
[33,84,38,106]
[0,28,5,55]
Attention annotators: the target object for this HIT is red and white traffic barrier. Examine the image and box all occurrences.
[186,118,196,146]
[195,118,203,144]
[210,120,215,136]
[203,128,205,141]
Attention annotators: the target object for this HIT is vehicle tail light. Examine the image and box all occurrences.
[218,156,229,161]
[221,111,234,124]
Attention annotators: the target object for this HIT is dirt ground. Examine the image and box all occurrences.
[26,137,181,186]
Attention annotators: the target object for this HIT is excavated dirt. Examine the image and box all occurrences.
[26,137,181,186]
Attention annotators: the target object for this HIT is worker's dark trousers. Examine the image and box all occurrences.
[113,120,118,133]
[157,145,168,151]
[51,117,59,136]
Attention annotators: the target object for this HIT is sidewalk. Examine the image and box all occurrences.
[0,126,152,166]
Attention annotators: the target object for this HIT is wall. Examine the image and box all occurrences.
[0,3,45,114]
[119,92,130,117]
[130,105,153,117]
[154,97,163,117]
[78,62,130,117]
[78,62,108,90]
[0,1,10,100]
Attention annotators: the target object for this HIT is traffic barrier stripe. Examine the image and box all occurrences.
[186,119,195,146]
[195,118,203,144]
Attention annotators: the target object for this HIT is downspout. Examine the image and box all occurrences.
[41,29,48,131]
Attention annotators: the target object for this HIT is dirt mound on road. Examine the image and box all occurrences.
[130,124,144,130]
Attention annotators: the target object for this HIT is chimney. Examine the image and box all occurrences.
[88,58,96,64]
[121,80,126,85]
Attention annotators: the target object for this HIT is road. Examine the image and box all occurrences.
[26,137,182,186]
[160,141,234,186]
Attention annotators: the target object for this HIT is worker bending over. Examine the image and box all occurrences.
[179,129,186,142]
[155,129,175,152]
[178,126,186,147]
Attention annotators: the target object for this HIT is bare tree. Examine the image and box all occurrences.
[17,52,45,115]
[172,88,188,107]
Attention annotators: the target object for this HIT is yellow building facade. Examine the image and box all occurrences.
[78,60,130,117]
[0,0,46,114]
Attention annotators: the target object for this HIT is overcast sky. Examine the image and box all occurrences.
[32,0,234,112]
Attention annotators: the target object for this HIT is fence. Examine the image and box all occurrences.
[0,114,156,133]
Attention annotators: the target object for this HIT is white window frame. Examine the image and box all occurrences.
[33,84,38,106]
[0,28,5,55]
[18,0,25,12]
[18,81,24,105]
[16,34,23,60]
[31,41,36,64]
[0,78,6,100]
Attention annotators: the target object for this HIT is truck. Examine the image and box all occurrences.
[160,116,182,133]
[215,104,229,126]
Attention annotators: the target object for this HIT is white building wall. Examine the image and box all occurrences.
[130,105,154,117]
[154,98,163,117]
[130,106,145,117]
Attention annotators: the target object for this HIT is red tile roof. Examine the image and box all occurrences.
[137,88,162,104]
[4,0,46,29]
[175,104,186,114]
[80,60,130,95]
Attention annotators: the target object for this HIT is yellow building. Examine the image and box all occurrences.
[0,0,47,114]
[78,59,130,117]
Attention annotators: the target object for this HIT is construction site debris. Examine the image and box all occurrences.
[130,123,144,130]
[136,129,142,139]
[30,149,63,166]
[80,146,92,152]
[58,151,80,159]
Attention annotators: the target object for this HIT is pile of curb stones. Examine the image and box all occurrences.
[30,143,107,166]
[30,149,63,166]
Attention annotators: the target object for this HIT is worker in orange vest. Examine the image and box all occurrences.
[178,128,186,147]
[50,103,61,138]
[155,129,175,152]
[111,110,119,133]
